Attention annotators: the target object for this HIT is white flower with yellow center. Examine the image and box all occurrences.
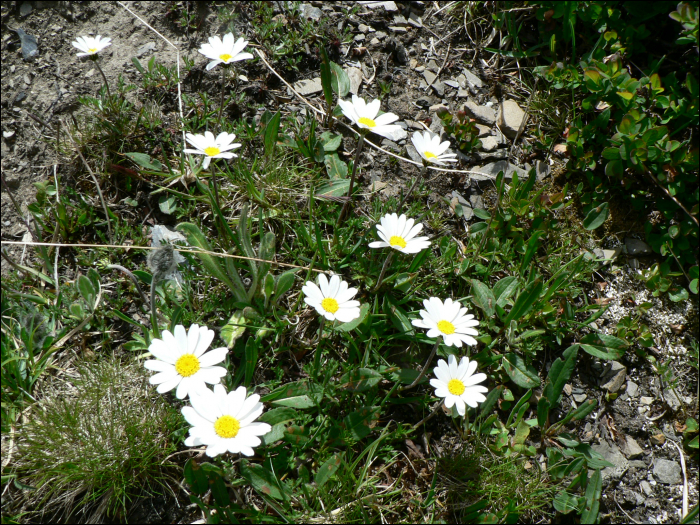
[302,274,361,323]
[368,213,431,254]
[72,35,112,57]
[431,354,488,416]
[182,384,271,457]
[144,324,228,399]
[338,95,407,141]
[184,131,241,169]
[412,297,480,347]
[411,131,457,165]
[198,33,253,71]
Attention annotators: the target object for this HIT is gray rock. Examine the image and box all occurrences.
[481,136,499,152]
[299,4,323,20]
[469,194,484,209]
[380,139,400,152]
[393,14,408,26]
[346,67,363,95]
[640,396,654,405]
[15,28,38,60]
[444,79,459,89]
[423,70,437,86]
[622,436,644,459]
[360,1,398,11]
[629,459,647,469]
[625,237,652,256]
[475,124,492,137]
[405,143,422,164]
[640,480,654,496]
[463,100,496,125]
[626,381,639,397]
[593,441,629,482]
[431,82,445,97]
[415,96,433,108]
[358,24,370,33]
[451,191,472,219]
[388,26,407,33]
[663,388,683,411]
[463,69,483,88]
[600,361,627,393]
[408,12,423,27]
[20,2,32,17]
[457,88,469,98]
[374,31,387,40]
[136,41,156,58]
[653,459,681,484]
[427,59,440,72]
[471,160,527,183]
[354,34,366,42]
[573,393,588,403]
[294,78,323,95]
[536,160,550,181]
[498,99,526,138]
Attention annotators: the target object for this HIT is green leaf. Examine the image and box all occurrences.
[583,202,609,230]
[272,395,319,409]
[264,111,281,156]
[76,275,96,311]
[343,406,379,442]
[493,276,519,307]
[320,132,342,152]
[274,269,298,301]
[315,453,343,489]
[335,303,369,332]
[262,422,287,445]
[668,286,689,302]
[553,491,582,514]
[239,460,286,501]
[338,367,382,392]
[316,178,350,198]
[324,153,348,179]
[319,45,333,109]
[472,208,491,220]
[131,57,144,74]
[283,425,311,446]
[176,222,243,300]
[244,337,259,387]
[125,152,162,171]
[581,470,602,524]
[220,310,247,349]
[503,353,540,388]
[158,194,177,215]
[259,407,297,426]
[503,278,543,325]
[183,459,210,495]
[544,344,579,407]
[580,332,628,360]
[471,279,496,317]
[330,61,350,97]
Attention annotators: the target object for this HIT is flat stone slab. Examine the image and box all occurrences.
[498,99,525,138]
[293,78,323,95]
[471,160,527,182]
[346,67,363,95]
[463,100,496,125]
[653,459,681,484]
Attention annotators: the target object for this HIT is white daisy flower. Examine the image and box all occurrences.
[72,35,112,57]
[368,213,431,254]
[431,354,488,416]
[302,274,361,323]
[144,324,228,399]
[338,95,407,141]
[182,384,272,457]
[411,297,480,347]
[184,131,241,169]
[198,33,253,71]
[411,131,457,165]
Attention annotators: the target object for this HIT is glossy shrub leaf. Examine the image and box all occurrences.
[503,353,540,388]
[330,61,350,97]
[583,202,609,230]
[580,332,628,360]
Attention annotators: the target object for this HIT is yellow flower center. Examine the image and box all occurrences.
[89,48,97,53]
[175,354,201,377]
[204,146,221,157]
[424,151,437,159]
[321,297,339,314]
[389,236,407,249]
[437,320,456,335]
[214,415,240,438]
[220,53,233,62]
[358,117,376,128]
[448,378,466,396]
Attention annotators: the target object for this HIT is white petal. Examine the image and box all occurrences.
[144,359,173,372]
[199,347,228,367]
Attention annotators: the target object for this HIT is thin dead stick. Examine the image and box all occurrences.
[401,338,441,391]
[669,440,689,519]
[412,402,442,430]
[644,168,698,228]
[63,118,113,243]
[435,43,451,80]
[0,240,324,272]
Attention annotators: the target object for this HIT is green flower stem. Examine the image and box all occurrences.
[313,317,326,379]
[93,57,111,98]
[401,337,441,391]
[397,162,428,213]
[337,131,367,227]
[218,65,228,126]
[372,251,394,292]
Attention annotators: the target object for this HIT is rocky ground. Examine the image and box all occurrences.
[1,1,697,523]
